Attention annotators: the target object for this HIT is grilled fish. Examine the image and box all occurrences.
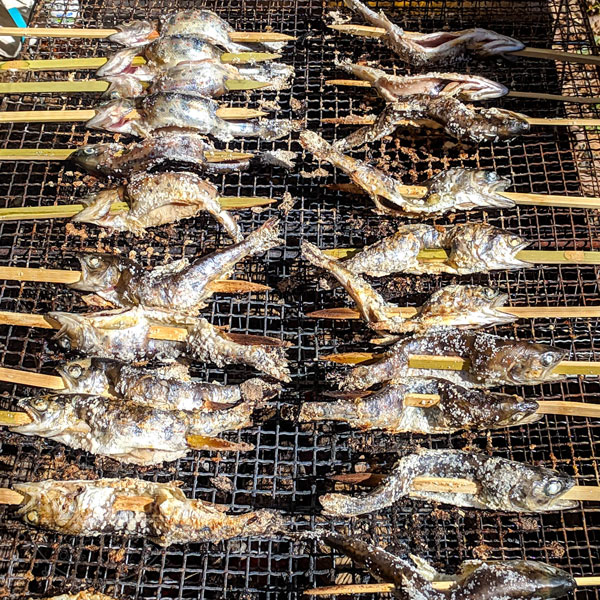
[320,448,577,516]
[337,95,530,150]
[14,477,284,546]
[69,218,281,313]
[300,131,513,216]
[338,328,566,391]
[301,378,540,433]
[72,170,242,240]
[342,0,525,66]
[49,307,291,381]
[87,94,297,141]
[58,359,280,411]
[303,241,515,332]
[11,391,264,464]
[322,532,576,600]
[339,62,508,101]
[72,131,296,178]
[341,223,532,277]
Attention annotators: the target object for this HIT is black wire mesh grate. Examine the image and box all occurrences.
[0,0,599,599]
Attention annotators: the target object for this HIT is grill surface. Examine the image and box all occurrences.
[0,1,599,599]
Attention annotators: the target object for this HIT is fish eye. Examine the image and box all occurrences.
[83,147,95,155]
[32,398,48,411]
[509,237,522,246]
[484,288,496,298]
[511,412,524,421]
[540,352,555,367]
[68,364,82,378]
[26,511,39,524]
[544,479,564,496]
[58,337,71,350]
[87,256,101,268]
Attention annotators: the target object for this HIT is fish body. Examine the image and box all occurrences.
[338,328,567,391]
[320,448,577,516]
[72,170,242,240]
[13,478,284,546]
[340,62,508,101]
[300,378,540,433]
[69,218,281,312]
[343,0,524,66]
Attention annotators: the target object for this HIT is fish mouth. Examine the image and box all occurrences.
[15,399,42,427]
[68,256,99,291]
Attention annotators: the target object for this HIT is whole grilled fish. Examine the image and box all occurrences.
[300,131,513,216]
[303,241,515,332]
[320,448,577,516]
[342,0,525,66]
[338,328,567,391]
[337,95,530,149]
[339,62,508,101]
[11,392,263,464]
[87,94,297,142]
[58,359,280,411]
[341,223,532,277]
[69,218,281,313]
[72,131,296,178]
[322,532,576,600]
[300,377,540,433]
[13,477,284,546]
[72,170,242,240]
[49,307,291,381]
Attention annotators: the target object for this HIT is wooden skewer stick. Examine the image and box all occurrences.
[328,24,600,67]
[0,52,280,72]
[0,27,296,43]
[0,106,268,125]
[326,182,600,210]
[0,310,288,347]
[0,78,271,95]
[0,195,275,221]
[325,79,600,105]
[0,365,66,390]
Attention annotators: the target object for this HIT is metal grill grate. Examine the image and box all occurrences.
[1,0,599,599]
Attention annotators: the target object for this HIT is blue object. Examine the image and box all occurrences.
[7,7,26,41]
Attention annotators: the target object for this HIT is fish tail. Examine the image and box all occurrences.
[298,130,347,167]
[339,61,382,84]
[246,217,284,253]
[298,400,355,423]
[301,240,336,271]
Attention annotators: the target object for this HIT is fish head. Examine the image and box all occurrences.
[487,393,541,427]
[85,99,138,134]
[15,395,75,436]
[71,143,120,174]
[455,285,509,310]
[490,108,531,139]
[505,342,567,385]
[451,75,508,101]
[48,312,87,352]
[471,224,532,268]
[69,253,125,293]
[107,19,158,47]
[103,74,146,99]
[492,561,577,600]
[469,28,526,56]
[56,358,110,396]
[508,464,577,512]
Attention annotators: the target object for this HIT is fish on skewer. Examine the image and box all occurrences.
[12,477,284,545]
[336,95,530,150]
[49,307,291,382]
[337,62,509,101]
[340,0,525,66]
[302,241,516,333]
[321,532,577,600]
[69,218,281,313]
[320,448,577,516]
[71,130,297,178]
[299,131,513,216]
[338,223,532,277]
[299,377,540,433]
[58,358,280,411]
[10,389,268,463]
[72,170,242,239]
[87,94,298,141]
[337,328,566,391]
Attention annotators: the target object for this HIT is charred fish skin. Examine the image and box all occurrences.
[320,448,577,517]
[300,378,540,433]
[338,329,567,391]
[342,0,524,66]
[13,478,285,546]
[339,62,508,102]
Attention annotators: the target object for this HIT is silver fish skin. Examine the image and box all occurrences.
[107,19,157,47]
[323,533,576,600]
[342,0,525,66]
[320,448,577,516]
[144,36,223,69]
[338,328,567,391]
[58,359,281,412]
[69,218,281,313]
[14,478,284,546]
[72,171,242,240]
[339,62,508,101]
[12,393,254,465]
[300,378,540,433]
[341,223,532,278]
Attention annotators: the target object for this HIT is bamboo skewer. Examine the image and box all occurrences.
[0,195,275,221]
[325,78,600,105]
[0,106,268,125]
[0,27,296,43]
[329,23,600,67]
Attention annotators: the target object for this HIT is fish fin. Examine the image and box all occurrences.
[186,434,254,452]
